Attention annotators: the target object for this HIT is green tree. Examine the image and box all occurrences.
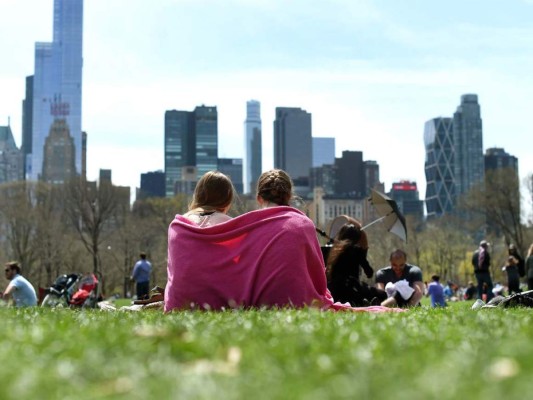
[460,168,525,255]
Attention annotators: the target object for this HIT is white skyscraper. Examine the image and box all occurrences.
[29,0,83,180]
[243,100,262,194]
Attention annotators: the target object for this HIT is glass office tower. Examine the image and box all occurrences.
[453,94,484,198]
[244,100,262,194]
[424,117,455,218]
[164,106,218,197]
[30,0,83,180]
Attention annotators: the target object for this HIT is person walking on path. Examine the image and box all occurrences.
[1,261,37,307]
[472,240,494,301]
[131,252,152,300]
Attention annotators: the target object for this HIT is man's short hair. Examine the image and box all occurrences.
[140,252,147,259]
[431,274,440,282]
[5,261,21,274]
[390,249,407,261]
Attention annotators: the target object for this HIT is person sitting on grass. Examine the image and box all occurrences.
[1,261,37,307]
[182,170,235,227]
[164,169,403,313]
[326,223,385,306]
[131,171,236,308]
[464,281,477,300]
[375,249,424,308]
[426,274,447,308]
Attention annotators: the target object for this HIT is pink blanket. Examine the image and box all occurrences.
[164,206,403,313]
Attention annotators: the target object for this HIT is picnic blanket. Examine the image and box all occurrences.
[165,206,403,313]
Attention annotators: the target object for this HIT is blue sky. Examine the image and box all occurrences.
[0,0,532,206]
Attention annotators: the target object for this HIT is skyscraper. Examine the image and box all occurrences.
[41,119,76,184]
[389,181,424,219]
[364,160,381,195]
[30,0,83,181]
[484,147,519,173]
[453,94,484,198]
[140,170,166,199]
[312,137,335,167]
[164,106,218,197]
[244,100,262,194]
[21,75,33,177]
[334,150,365,198]
[273,107,312,191]
[0,123,23,183]
[424,117,455,218]
[218,158,244,194]
[194,106,218,178]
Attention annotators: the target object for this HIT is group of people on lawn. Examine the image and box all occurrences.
[163,169,420,313]
[12,168,531,312]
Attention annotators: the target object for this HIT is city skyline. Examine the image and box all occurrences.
[1,1,532,204]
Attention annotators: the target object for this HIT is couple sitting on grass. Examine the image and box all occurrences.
[164,169,403,313]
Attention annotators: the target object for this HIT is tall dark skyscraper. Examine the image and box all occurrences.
[453,94,484,198]
[244,100,262,194]
[364,160,380,195]
[21,75,33,177]
[334,150,365,198]
[484,147,519,173]
[273,107,312,188]
[218,158,244,194]
[424,117,455,218]
[164,106,218,197]
[30,0,83,181]
[140,171,166,199]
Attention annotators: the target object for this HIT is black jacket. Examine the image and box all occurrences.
[472,249,491,272]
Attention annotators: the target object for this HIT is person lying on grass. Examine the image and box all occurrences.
[165,169,403,313]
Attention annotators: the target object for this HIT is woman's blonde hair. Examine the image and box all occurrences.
[256,169,294,206]
[189,171,235,212]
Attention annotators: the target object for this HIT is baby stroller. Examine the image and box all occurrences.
[41,273,81,307]
[70,273,100,308]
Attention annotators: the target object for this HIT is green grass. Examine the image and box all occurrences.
[1,303,532,399]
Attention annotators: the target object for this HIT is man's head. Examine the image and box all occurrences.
[431,274,440,282]
[140,252,146,260]
[479,240,489,248]
[4,261,21,281]
[389,249,407,277]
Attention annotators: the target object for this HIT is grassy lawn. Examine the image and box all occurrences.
[1,302,532,400]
